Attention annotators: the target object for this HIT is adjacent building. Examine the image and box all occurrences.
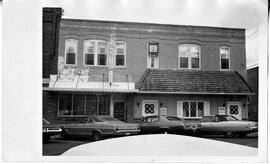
[247,66,258,121]
[43,19,253,123]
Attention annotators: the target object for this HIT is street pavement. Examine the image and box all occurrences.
[43,133,258,156]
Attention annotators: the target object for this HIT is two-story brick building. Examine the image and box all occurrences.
[43,19,253,123]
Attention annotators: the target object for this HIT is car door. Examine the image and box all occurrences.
[140,117,153,133]
[150,116,161,133]
[200,116,216,134]
[65,123,85,135]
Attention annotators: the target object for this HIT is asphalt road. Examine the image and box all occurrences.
[43,133,258,156]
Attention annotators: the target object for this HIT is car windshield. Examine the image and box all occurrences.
[43,118,50,124]
[226,115,239,121]
[201,116,214,122]
[166,116,183,121]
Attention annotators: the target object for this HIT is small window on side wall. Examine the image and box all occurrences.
[220,46,230,70]
[65,39,78,65]
[147,42,159,69]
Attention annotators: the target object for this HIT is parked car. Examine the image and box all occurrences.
[139,115,185,134]
[197,115,258,137]
[43,118,62,142]
[61,115,140,141]
[183,120,202,134]
[62,134,257,156]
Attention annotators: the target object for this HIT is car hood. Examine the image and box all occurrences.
[62,134,257,156]
[43,124,61,129]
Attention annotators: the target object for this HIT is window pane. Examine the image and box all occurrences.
[221,59,229,69]
[98,95,110,115]
[198,102,204,117]
[66,53,75,64]
[190,102,196,117]
[183,102,189,117]
[191,57,199,68]
[117,48,124,55]
[86,95,97,115]
[73,94,85,115]
[98,54,107,65]
[59,94,72,116]
[116,55,125,66]
[179,46,188,56]
[85,54,94,65]
[98,42,107,54]
[180,57,188,68]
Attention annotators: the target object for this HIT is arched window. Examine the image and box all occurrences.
[65,39,78,65]
[178,44,201,69]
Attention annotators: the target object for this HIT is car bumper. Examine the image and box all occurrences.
[43,129,62,136]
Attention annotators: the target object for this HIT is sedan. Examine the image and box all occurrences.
[197,115,258,137]
[61,115,140,141]
[43,118,62,142]
[139,115,185,134]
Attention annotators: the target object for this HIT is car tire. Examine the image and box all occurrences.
[43,135,50,143]
[161,128,170,134]
[237,132,247,138]
[61,130,69,140]
[224,132,235,138]
[92,131,102,141]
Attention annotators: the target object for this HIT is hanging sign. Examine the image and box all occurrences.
[218,107,226,115]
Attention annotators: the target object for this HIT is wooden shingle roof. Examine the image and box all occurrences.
[136,69,253,95]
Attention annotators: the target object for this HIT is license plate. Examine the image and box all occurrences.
[126,133,131,135]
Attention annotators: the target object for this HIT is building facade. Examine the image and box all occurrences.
[247,66,258,121]
[43,19,253,123]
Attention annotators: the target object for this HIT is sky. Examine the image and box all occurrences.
[44,0,267,67]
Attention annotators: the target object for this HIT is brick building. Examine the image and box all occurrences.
[43,19,253,123]
[247,66,258,121]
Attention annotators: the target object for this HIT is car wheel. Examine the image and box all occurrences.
[161,128,170,134]
[61,130,69,140]
[92,131,102,141]
[237,132,247,138]
[224,132,235,138]
[43,135,50,143]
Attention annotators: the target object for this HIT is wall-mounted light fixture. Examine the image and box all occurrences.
[222,103,226,107]
[243,103,246,107]
[137,102,140,106]
[160,102,163,107]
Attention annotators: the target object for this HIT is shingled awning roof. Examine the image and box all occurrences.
[136,69,253,95]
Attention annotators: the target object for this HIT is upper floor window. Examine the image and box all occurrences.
[220,46,230,70]
[83,40,107,66]
[65,39,78,65]
[147,42,159,69]
[115,42,126,67]
[84,40,95,65]
[178,44,200,69]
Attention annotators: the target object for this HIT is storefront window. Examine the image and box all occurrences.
[182,101,205,118]
[73,94,85,115]
[58,94,110,117]
[58,94,72,116]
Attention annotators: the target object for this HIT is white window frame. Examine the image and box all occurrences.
[115,41,126,67]
[142,100,158,117]
[65,39,78,65]
[219,46,230,70]
[178,44,201,70]
[82,40,108,67]
[83,40,95,66]
[182,100,205,119]
[147,43,159,69]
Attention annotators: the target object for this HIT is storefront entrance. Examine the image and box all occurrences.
[113,102,126,122]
